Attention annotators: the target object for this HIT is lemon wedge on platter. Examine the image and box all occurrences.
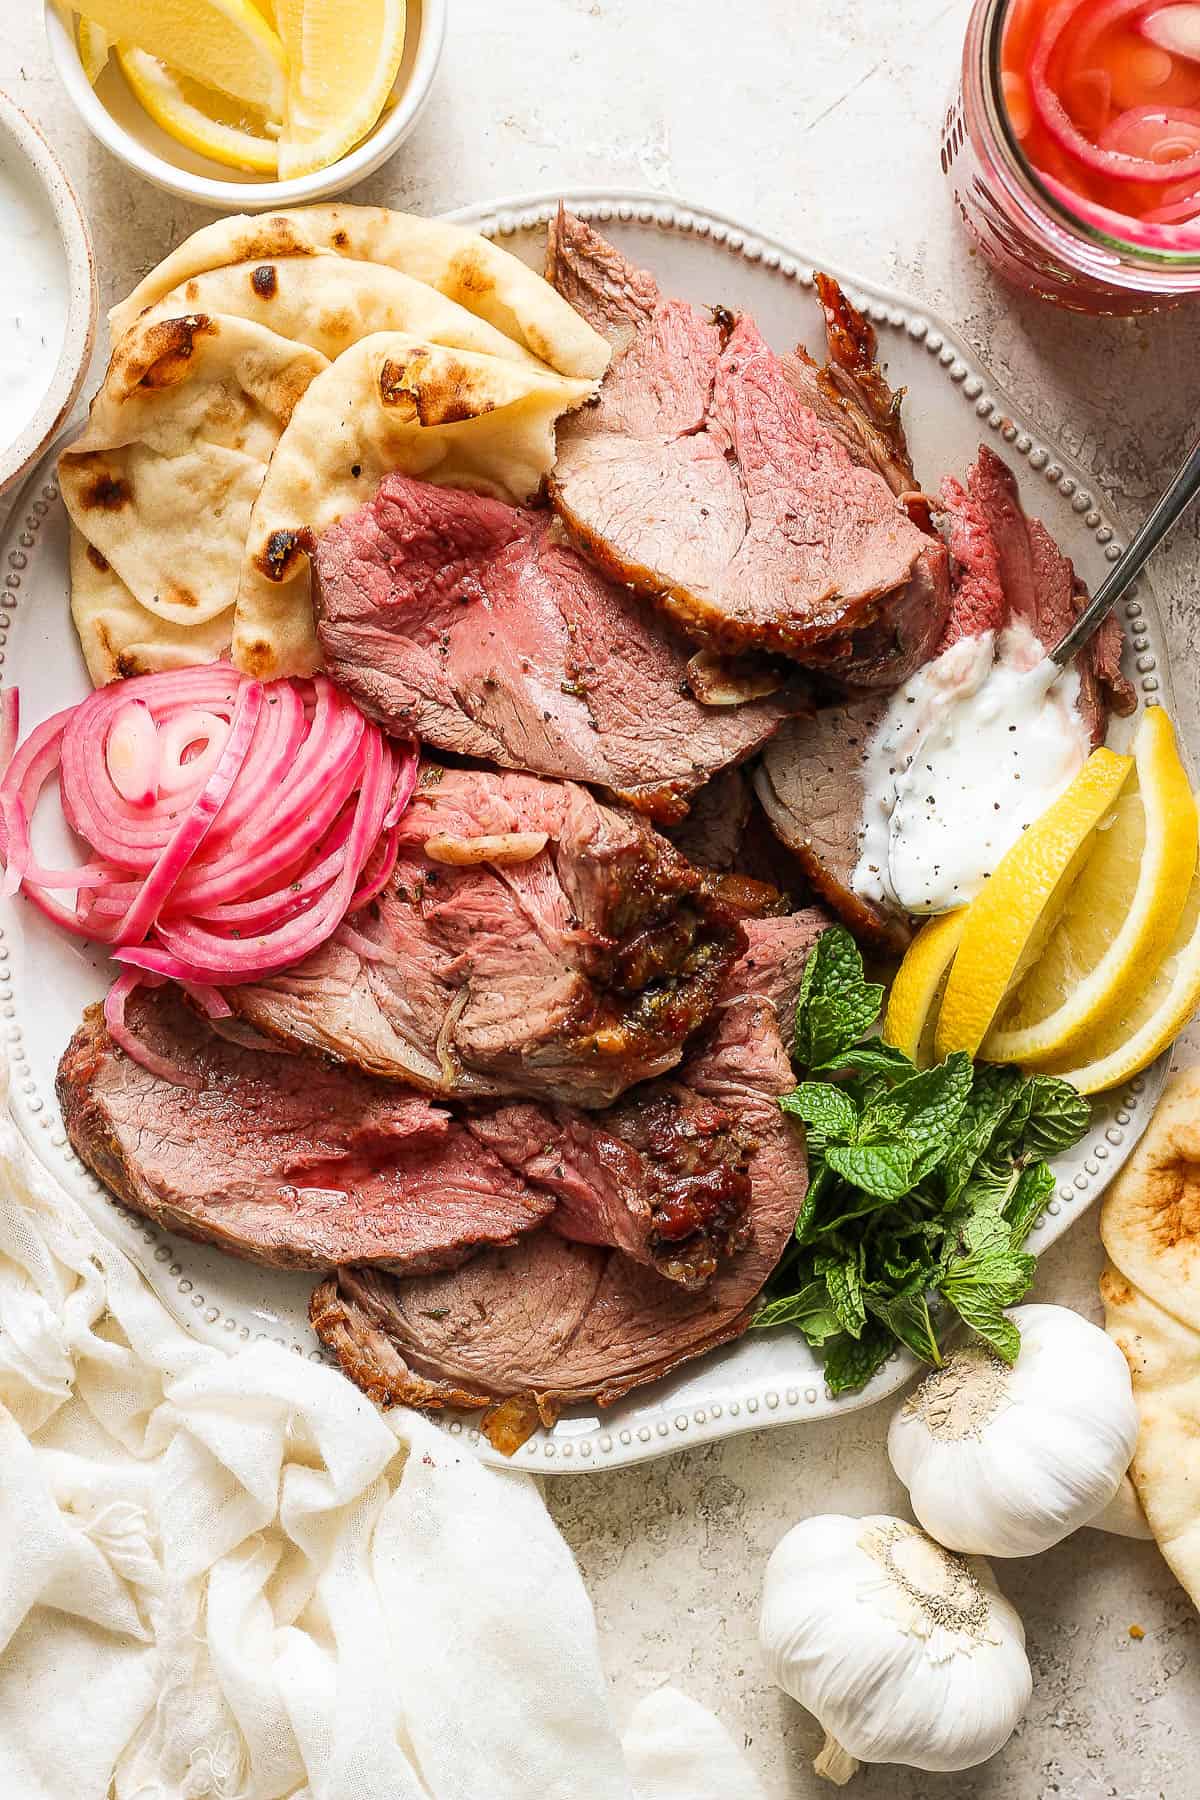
[73,0,286,114]
[982,706,1197,1067]
[883,909,966,1066]
[117,46,280,173]
[1033,812,1200,1095]
[933,745,1134,1062]
[275,0,407,179]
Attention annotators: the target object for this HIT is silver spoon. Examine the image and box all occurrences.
[1050,428,1200,670]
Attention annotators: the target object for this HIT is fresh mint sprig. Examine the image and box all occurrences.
[753,926,1090,1394]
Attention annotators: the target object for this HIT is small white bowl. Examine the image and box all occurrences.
[44,0,446,211]
[0,90,97,498]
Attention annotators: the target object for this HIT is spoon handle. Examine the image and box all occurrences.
[1050,427,1200,670]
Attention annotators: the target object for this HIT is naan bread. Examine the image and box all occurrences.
[232,332,594,679]
[59,313,328,684]
[142,255,547,367]
[1101,1066,1200,1609]
[109,205,611,379]
[68,525,234,685]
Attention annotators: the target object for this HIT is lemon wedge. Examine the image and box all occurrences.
[883,909,967,1067]
[982,707,1197,1067]
[1034,810,1200,1095]
[117,46,280,173]
[74,0,285,114]
[275,0,406,179]
[77,15,111,83]
[933,746,1134,1062]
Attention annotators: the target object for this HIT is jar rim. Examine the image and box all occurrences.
[977,0,1200,274]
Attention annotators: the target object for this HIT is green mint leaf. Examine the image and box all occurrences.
[937,1208,1035,1365]
[816,1251,867,1337]
[779,1083,860,1149]
[793,927,884,1070]
[1003,1160,1056,1245]
[1001,1075,1092,1162]
[751,1280,843,1344]
[949,1301,1022,1364]
[792,1162,834,1245]
[937,1063,1025,1204]
[818,1189,911,1235]
[865,1278,943,1366]
[882,1052,975,1179]
[826,1141,917,1200]
[816,1040,913,1080]
[822,1322,893,1395]
[858,1097,907,1142]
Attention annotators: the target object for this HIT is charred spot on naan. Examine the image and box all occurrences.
[317,306,355,347]
[378,351,498,428]
[74,458,133,513]
[251,264,278,300]
[256,526,316,584]
[85,543,110,572]
[109,314,220,394]
[238,637,278,679]
[232,216,316,263]
[445,245,495,301]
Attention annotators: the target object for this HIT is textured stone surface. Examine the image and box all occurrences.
[5,2,1200,1792]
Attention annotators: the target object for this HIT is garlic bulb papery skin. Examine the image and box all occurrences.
[759,1514,1031,1781]
[888,1303,1139,1559]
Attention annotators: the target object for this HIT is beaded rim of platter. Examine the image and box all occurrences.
[0,192,1170,1473]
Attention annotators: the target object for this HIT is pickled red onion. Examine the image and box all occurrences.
[0,664,418,1010]
[1028,0,1200,183]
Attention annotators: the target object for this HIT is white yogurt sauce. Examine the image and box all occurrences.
[0,146,67,454]
[853,623,1091,915]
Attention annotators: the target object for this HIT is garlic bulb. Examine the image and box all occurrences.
[888,1303,1138,1558]
[760,1514,1030,1782]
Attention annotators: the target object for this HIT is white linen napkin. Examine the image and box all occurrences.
[0,1080,767,1800]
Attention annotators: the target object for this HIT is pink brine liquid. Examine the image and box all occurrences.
[1003,0,1200,246]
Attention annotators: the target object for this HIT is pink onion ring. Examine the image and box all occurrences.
[0,667,419,1063]
[1028,0,1200,184]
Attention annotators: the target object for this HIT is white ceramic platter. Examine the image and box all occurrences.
[0,191,1171,1474]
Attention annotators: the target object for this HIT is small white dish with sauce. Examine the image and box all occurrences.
[0,89,96,501]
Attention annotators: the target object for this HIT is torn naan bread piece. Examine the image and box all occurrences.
[232,332,594,680]
[68,526,234,685]
[59,312,329,684]
[141,255,549,367]
[109,205,611,379]
[1100,1065,1200,1608]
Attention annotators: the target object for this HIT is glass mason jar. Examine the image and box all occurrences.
[944,0,1200,313]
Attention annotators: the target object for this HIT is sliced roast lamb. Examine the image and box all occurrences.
[755,445,1137,949]
[58,983,754,1290]
[56,987,555,1274]
[310,913,823,1447]
[227,764,745,1110]
[314,473,797,824]
[957,446,1134,739]
[545,209,948,679]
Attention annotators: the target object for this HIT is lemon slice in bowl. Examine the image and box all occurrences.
[275,0,407,179]
[933,745,1133,1061]
[883,909,967,1067]
[982,707,1197,1067]
[77,16,111,84]
[117,46,280,173]
[1034,812,1200,1094]
[74,0,286,113]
